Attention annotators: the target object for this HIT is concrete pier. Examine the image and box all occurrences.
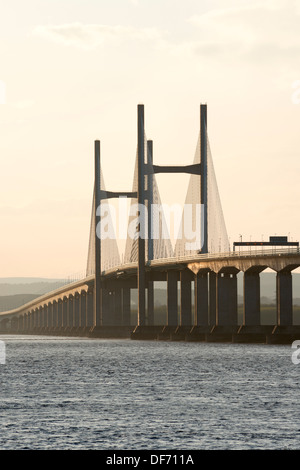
[147,281,154,326]
[167,270,178,326]
[180,269,193,326]
[216,270,238,326]
[79,291,86,328]
[277,270,293,326]
[122,287,131,326]
[209,271,217,326]
[113,284,122,325]
[86,290,94,328]
[243,270,261,325]
[194,270,209,326]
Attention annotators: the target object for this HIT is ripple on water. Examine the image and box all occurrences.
[0,336,299,449]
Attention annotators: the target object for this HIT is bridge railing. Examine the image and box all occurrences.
[100,246,300,275]
[149,246,300,266]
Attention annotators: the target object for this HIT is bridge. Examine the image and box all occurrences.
[1,104,300,344]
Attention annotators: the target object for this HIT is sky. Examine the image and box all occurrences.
[0,0,300,278]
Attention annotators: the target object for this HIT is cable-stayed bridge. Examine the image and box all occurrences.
[1,104,300,344]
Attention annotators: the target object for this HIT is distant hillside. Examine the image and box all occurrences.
[0,277,64,284]
[0,279,66,296]
[0,294,40,312]
[0,278,67,312]
[0,273,299,312]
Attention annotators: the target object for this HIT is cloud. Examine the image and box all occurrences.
[187,0,300,61]
[32,22,163,49]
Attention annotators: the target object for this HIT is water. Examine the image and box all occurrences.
[0,335,299,450]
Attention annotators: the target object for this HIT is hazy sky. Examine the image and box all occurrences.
[0,0,300,278]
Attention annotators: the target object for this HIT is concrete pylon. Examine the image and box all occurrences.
[243,267,266,325]
[200,104,208,254]
[94,140,102,327]
[194,269,209,326]
[122,287,131,325]
[209,271,217,326]
[167,270,178,326]
[216,269,238,326]
[180,269,193,326]
[137,104,146,326]
[276,270,293,326]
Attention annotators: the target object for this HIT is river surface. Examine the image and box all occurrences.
[0,335,299,450]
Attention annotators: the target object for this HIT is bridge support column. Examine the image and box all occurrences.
[39,306,43,329]
[57,299,63,328]
[74,294,80,327]
[147,281,154,326]
[243,270,261,325]
[31,309,36,330]
[53,301,58,329]
[277,271,293,326]
[194,270,209,326]
[209,271,217,326]
[80,292,87,327]
[114,285,122,325]
[43,305,47,329]
[101,287,110,325]
[30,310,35,330]
[32,310,36,330]
[48,302,53,329]
[86,290,94,328]
[216,271,238,326]
[28,311,33,331]
[122,287,131,326]
[167,271,178,326]
[26,311,30,331]
[180,270,192,326]
[35,308,38,329]
[43,305,48,329]
[68,295,74,329]
[62,298,68,328]
[30,310,34,330]
[23,314,27,331]
[22,315,25,332]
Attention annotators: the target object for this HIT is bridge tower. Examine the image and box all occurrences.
[94,140,102,327]
[200,104,208,253]
[89,103,229,332]
[135,104,209,329]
